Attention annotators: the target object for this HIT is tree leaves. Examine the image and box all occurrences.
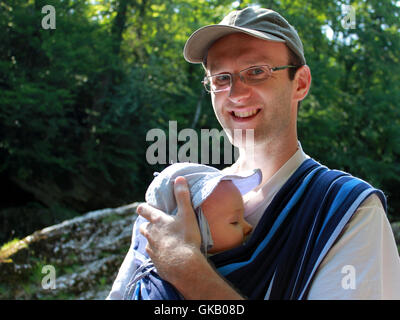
[0,0,399,243]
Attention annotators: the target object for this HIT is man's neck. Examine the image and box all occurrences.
[230,137,299,186]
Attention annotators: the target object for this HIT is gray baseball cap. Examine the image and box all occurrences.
[145,162,262,254]
[183,7,306,66]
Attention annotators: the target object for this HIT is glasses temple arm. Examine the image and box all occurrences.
[271,65,301,71]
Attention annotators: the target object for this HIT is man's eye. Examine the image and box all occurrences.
[248,68,265,76]
[214,74,230,83]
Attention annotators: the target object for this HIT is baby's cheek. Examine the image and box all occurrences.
[227,226,246,246]
[209,226,244,252]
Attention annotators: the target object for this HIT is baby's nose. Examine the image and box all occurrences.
[242,219,253,236]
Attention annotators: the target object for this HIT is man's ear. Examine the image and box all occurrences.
[293,65,312,102]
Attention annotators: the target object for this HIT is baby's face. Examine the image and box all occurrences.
[201,180,252,254]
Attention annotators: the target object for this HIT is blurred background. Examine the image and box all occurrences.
[0,0,399,299]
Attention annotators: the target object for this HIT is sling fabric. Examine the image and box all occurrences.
[209,158,387,299]
[126,158,386,299]
[124,215,183,300]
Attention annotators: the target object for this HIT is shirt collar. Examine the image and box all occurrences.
[243,141,309,219]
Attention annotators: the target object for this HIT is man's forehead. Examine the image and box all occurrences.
[207,51,280,73]
[205,35,289,72]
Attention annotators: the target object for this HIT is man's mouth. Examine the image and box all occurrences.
[231,108,261,120]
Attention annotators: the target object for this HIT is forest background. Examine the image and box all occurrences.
[1,0,400,246]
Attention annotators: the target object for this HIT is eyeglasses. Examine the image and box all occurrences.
[202,65,299,93]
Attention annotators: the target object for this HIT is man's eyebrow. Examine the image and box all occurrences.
[242,55,275,66]
[208,61,223,74]
[208,55,276,73]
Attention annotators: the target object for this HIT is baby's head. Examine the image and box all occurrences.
[145,163,262,255]
[201,180,252,253]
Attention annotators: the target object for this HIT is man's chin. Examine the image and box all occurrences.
[226,128,257,148]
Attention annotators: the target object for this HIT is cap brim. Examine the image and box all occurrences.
[183,24,285,64]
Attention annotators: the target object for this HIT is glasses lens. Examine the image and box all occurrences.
[208,74,231,92]
[241,66,271,84]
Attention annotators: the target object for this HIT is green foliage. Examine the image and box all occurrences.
[0,0,399,244]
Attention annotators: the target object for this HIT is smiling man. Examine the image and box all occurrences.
[108,7,400,300]
[202,32,307,186]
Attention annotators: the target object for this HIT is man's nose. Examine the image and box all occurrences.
[228,75,251,103]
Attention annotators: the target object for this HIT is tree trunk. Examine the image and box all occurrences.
[191,89,205,129]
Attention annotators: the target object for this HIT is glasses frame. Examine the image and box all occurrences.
[202,64,300,93]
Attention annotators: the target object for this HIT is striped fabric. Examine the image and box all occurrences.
[124,214,183,300]
[209,158,387,299]
[126,158,386,300]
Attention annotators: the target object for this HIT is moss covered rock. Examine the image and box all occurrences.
[0,203,139,300]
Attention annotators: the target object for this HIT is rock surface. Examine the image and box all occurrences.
[0,203,139,300]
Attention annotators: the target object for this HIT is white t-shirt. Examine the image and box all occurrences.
[241,142,400,299]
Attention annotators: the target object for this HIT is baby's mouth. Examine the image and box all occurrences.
[243,232,252,244]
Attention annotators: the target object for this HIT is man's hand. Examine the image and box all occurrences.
[137,176,244,300]
[137,176,201,282]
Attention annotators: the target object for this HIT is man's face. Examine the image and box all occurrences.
[205,33,298,147]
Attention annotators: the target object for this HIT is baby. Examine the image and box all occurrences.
[124,162,262,300]
[200,179,253,253]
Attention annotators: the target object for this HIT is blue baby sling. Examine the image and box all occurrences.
[124,214,183,300]
[125,158,387,300]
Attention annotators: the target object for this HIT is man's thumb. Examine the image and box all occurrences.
[174,176,195,220]
[174,176,201,247]
[174,177,196,223]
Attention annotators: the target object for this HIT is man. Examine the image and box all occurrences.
[108,7,400,300]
